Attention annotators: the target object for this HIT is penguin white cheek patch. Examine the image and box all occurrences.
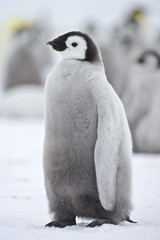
[60,48,86,60]
[60,36,87,60]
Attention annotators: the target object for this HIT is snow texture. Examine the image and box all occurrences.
[0,119,160,240]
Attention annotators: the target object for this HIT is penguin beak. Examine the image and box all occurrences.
[47,40,60,48]
[47,40,66,51]
[47,41,53,46]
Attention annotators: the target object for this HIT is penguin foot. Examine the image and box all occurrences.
[45,219,76,228]
[87,219,117,228]
[126,216,137,224]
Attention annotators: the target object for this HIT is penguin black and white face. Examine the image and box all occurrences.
[56,35,87,60]
[137,50,160,70]
[47,31,99,62]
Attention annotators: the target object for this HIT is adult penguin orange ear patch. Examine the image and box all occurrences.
[43,31,133,228]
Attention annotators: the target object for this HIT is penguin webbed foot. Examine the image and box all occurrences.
[87,219,118,228]
[45,219,76,228]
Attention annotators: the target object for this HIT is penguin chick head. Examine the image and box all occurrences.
[137,50,160,70]
[47,31,99,62]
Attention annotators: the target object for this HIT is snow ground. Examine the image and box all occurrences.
[0,118,160,240]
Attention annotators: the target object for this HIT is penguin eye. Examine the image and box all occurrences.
[138,57,144,64]
[71,42,78,47]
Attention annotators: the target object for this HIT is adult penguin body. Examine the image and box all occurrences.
[43,31,133,228]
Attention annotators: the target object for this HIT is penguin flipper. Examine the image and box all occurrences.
[94,110,118,211]
[89,76,120,211]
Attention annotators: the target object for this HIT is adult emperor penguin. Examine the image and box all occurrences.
[43,31,133,228]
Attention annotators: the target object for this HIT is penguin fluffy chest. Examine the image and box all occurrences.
[44,59,100,210]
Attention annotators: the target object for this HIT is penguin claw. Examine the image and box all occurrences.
[87,219,117,228]
[45,220,76,228]
[45,221,61,227]
[126,216,137,224]
[87,220,102,228]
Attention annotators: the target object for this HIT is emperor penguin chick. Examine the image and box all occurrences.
[43,31,133,228]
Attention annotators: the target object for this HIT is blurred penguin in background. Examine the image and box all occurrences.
[124,8,157,47]
[83,20,110,46]
[122,50,160,153]
[1,18,53,90]
[100,7,157,98]
[0,17,53,117]
[100,33,133,98]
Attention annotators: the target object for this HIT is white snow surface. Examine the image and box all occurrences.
[0,118,160,240]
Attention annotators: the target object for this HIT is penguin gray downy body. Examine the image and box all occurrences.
[3,28,52,90]
[43,31,133,228]
[122,50,160,153]
[3,39,42,90]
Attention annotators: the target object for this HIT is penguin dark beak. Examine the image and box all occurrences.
[47,40,67,51]
[47,41,53,46]
[47,40,61,48]
[47,40,62,48]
